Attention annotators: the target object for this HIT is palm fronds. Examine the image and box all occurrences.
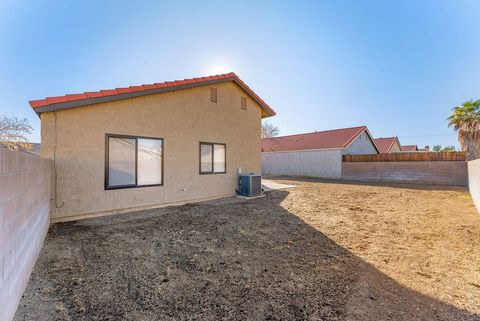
[447,99,480,159]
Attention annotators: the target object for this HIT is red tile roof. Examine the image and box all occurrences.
[401,145,418,152]
[29,72,276,118]
[373,137,399,154]
[262,126,378,152]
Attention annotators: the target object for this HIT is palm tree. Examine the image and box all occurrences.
[447,99,480,160]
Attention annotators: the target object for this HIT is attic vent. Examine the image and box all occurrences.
[210,87,218,103]
[241,96,247,110]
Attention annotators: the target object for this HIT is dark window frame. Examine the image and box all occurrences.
[199,142,227,175]
[105,133,164,190]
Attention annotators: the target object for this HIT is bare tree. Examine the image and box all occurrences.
[261,121,279,139]
[0,114,33,150]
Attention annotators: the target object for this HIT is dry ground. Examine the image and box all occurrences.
[14,178,480,321]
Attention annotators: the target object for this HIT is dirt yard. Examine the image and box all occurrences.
[14,178,480,321]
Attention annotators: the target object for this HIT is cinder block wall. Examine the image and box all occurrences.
[342,161,468,186]
[0,147,51,321]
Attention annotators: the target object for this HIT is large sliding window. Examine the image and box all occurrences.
[105,134,163,189]
[200,142,226,174]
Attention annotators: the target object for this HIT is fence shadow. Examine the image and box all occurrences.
[15,190,479,321]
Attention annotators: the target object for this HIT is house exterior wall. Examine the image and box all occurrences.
[343,131,378,155]
[389,141,402,154]
[390,141,402,153]
[342,161,467,186]
[0,148,51,321]
[261,149,343,179]
[40,81,262,221]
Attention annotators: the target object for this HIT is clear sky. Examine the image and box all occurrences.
[1,0,479,148]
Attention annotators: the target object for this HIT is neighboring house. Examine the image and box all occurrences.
[29,143,41,155]
[373,137,402,154]
[402,145,430,152]
[29,72,275,221]
[401,145,419,152]
[261,126,379,179]
[0,142,40,154]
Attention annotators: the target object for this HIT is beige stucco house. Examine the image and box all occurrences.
[29,73,275,222]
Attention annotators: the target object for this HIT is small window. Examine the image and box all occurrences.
[200,142,226,174]
[106,134,163,189]
[210,87,218,103]
[241,96,247,110]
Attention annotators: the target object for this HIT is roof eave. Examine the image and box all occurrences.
[386,139,396,153]
[30,76,276,118]
[343,127,380,154]
[262,147,344,153]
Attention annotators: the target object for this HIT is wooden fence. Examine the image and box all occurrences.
[343,152,466,162]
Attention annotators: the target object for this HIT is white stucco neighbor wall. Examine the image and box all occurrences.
[468,159,480,214]
[261,149,342,179]
[344,131,378,155]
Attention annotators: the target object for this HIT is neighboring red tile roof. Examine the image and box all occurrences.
[262,126,378,152]
[401,145,418,152]
[29,72,276,118]
[373,137,399,154]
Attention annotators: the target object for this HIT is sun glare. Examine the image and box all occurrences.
[206,65,232,75]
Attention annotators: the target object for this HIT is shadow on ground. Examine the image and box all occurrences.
[14,190,479,321]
